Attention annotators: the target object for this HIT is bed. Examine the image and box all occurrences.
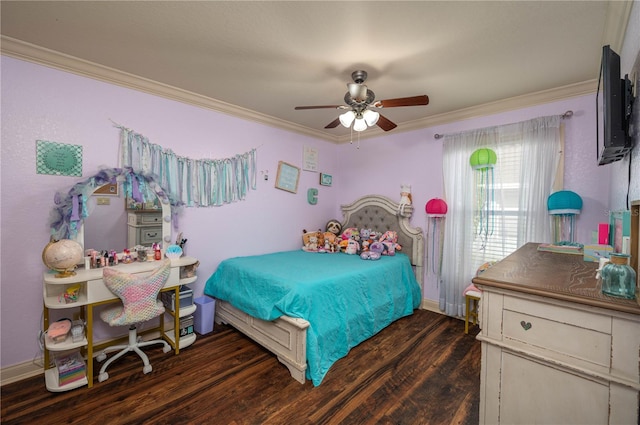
[204,194,424,386]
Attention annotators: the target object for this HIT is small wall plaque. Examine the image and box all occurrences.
[320,173,332,187]
[36,140,83,176]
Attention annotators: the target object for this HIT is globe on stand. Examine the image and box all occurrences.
[42,238,84,278]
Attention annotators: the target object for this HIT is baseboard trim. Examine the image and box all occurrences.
[421,298,441,314]
[1,361,43,386]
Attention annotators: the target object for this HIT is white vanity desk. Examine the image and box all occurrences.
[43,256,199,391]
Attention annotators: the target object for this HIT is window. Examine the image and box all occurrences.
[439,115,562,317]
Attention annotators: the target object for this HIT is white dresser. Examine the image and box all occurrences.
[474,243,640,424]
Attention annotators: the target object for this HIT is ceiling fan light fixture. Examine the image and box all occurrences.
[339,110,356,128]
[353,117,367,132]
[363,109,379,126]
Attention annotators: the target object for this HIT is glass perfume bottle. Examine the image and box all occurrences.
[601,254,636,299]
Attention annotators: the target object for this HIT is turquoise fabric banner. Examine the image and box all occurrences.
[118,125,257,207]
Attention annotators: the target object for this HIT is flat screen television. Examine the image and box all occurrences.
[596,45,634,165]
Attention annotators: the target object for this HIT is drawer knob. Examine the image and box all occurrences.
[520,320,532,331]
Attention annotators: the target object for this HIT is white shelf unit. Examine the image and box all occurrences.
[44,333,88,352]
[42,256,199,391]
[162,292,197,349]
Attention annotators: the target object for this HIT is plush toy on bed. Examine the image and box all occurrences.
[359,228,375,252]
[339,227,361,253]
[378,230,402,256]
[345,239,360,255]
[302,229,320,252]
[326,219,342,238]
[341,227,360,242]
[323,232,340,253]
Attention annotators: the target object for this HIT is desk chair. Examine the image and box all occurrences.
[96,260,172,383]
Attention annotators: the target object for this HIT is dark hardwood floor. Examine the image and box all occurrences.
[1,310,481,425]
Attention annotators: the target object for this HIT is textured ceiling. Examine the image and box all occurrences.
[0,1,632,142]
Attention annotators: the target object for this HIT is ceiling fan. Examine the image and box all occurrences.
[295,70,429,132]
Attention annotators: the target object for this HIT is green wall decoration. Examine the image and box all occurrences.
[36,140,83,176]
[307,188,318,205]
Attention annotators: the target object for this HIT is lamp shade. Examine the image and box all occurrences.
[363,109,379,126]
[425,198,448,217]
[353,117,367,132]
[470,148,497,170]
[547,190,582,215]
[339,110,355,128]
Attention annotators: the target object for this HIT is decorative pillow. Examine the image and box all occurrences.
[100,260,171,326]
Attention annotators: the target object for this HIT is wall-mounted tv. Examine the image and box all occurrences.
[596,45,635,165]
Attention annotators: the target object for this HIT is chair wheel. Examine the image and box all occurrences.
[143,364,152,374]
[98,372,109,382]
[162,345,171,353]
[96,352,107,362]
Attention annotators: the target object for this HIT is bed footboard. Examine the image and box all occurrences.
[215,300,309,384]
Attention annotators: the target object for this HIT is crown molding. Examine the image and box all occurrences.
[335,79,598,144]
[0,35,597,145]
[603,1,633,51]
[0,36,339,143]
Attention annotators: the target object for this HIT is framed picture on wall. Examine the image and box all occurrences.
[275,161,300,193]
[320,173,332,187]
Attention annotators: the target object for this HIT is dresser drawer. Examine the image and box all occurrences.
[128,212,162,225]
[139,227,162,245]
[503,296,611,368]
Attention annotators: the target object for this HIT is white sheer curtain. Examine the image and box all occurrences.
[439,116,561,317]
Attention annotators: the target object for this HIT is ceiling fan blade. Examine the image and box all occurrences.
[294,105,344,110]
[324,118,341,129]
[376,114,397,131]
[374,95,429,108]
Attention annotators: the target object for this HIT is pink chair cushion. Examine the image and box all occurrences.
[100,260,171,326]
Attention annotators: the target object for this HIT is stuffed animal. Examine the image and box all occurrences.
[323,232,340,253]
[316,230,325,249]
[302,229,320,252]
[345,239,360,255]
[359,228,374,252]
[341,227,360,242]
[370,241,385,255]
[326,219,342,238]
[338,239,350,252]
[360,251,381,260]
[378,230,402,256]
[307,234,318,251]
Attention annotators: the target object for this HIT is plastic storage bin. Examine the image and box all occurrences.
[194,296,215,335]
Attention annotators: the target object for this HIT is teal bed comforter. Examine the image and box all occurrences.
[204,250,421,386]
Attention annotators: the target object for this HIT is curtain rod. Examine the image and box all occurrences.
[433,110,573,140]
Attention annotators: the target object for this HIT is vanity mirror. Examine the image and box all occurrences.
[49,167,173,256]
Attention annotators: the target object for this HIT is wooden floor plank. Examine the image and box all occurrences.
[1,310,480,425]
